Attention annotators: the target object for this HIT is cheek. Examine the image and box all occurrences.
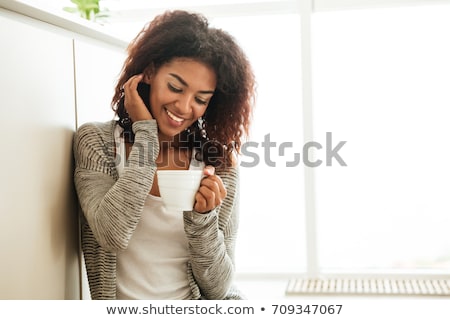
[149,82,165,102]
[149,104,158,117]
[194,105,208,118]
[149,90,165,113]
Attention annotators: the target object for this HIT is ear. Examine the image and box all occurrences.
[143,64,155,85]
[143,73,152,85]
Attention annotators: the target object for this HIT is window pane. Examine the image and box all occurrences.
[212,14,306,273]
[312,5,450,272]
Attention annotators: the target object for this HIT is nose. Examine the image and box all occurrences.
[175,94,193,115]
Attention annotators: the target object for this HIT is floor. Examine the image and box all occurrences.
[234,277,291,300]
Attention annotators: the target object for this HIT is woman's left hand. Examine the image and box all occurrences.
[194,166,227,213]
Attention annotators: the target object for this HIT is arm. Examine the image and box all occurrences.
[183,168,240,299]
[74,120,159,251]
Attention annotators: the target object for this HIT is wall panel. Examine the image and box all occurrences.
[0,9,79,299]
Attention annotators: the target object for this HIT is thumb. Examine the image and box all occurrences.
[203,165,215,176]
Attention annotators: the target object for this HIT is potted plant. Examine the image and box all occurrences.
[63,0,109,22]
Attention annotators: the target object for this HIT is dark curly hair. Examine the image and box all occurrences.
[111,10,256,168]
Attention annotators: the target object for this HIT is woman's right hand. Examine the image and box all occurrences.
[122,74,153,121]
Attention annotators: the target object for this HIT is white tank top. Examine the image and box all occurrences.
[114,125,203,300]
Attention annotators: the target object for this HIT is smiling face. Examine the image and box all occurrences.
[144,58,217,142]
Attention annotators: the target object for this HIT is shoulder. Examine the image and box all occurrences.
[75,120,116,141]
[74,121,115,144]
[73,120,116,160]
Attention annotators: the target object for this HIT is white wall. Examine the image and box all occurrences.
[0,7,125,299]
[74,38,126,127]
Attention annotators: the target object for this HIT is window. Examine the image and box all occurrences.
[211,1,450,277]
[312,4,450,273]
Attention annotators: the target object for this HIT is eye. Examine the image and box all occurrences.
[168,83,182,93]
[195,97,208,106]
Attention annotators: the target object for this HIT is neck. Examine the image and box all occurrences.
[156,136,192,170]
[159,133,180,149]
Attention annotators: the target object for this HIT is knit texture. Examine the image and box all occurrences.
[73,120,243,300]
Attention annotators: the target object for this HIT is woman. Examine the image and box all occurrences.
[73,10,255,300]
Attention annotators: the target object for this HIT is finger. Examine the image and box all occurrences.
[194,188,210,213]
[194,169,227,213]
[122,74,152,121]
[199,180,225,208]
[201,174,227,201]
[123,74,144,102]
[196,185,217,210]
[199,180,220,206]
[200,176,226,201]
[123,74,143,90]
[201,166,226,199]
[203,165,215,177]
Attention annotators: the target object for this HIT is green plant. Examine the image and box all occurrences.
[63,0,108,22]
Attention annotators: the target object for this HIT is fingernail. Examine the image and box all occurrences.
[204,166,214,175]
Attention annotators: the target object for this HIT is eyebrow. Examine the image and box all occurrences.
[169,73,215,94]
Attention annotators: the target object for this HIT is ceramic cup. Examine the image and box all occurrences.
[156,170,203,211]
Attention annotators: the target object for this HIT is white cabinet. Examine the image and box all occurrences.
[0,8,125,299]
[0,9,78,299]
[74,38,126,126]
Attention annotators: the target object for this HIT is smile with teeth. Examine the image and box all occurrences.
[166,109,185,123]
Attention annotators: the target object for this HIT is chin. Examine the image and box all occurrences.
[158,128,184,140]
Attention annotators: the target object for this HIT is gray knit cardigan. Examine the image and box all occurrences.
[73,119,243,300]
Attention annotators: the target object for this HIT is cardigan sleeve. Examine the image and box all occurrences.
[73,120,159,252]
[183,167,240,299]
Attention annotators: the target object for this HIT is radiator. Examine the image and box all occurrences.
[286,277,450,296]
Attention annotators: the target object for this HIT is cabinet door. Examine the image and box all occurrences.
[72,37,126,299]
[0,10,79,299]
[74,38,126,126]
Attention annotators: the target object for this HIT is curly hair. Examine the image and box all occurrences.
[111,10,256,168]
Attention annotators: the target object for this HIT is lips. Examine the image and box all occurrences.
[166,109,184,123]
[164,108,190,129]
